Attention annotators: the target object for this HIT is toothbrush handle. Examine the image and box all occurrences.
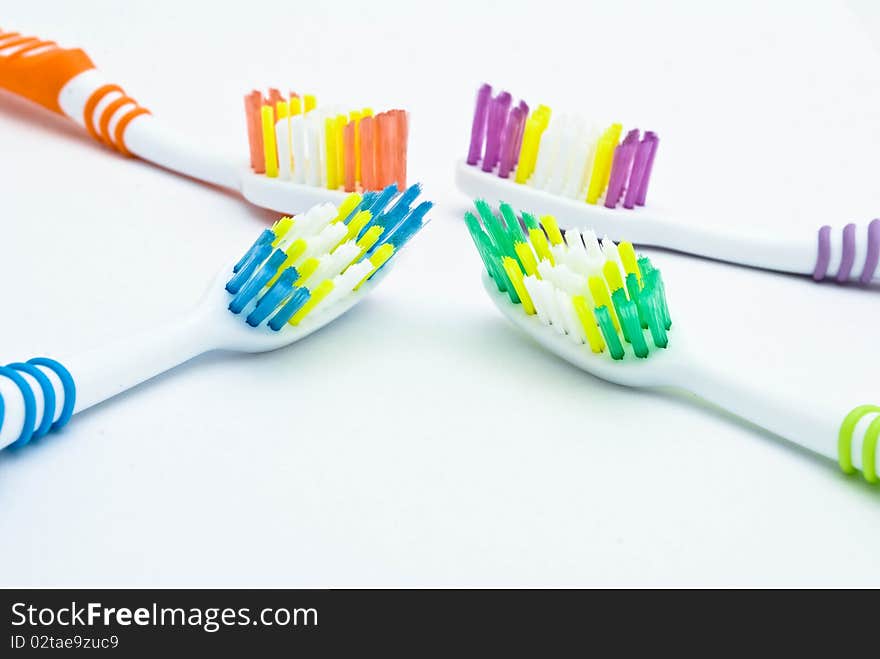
[0,318,207,450]
[673,362,880,483]
[637,218,880,284]
[0,28,238,189]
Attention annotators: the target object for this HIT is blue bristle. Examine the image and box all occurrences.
[364,184,398,218]
[386,201,433,250]
[350,191,378,223]
[268,286,311,331]
[228,249,287,314]
[357,183,421,242]
[245,267,299,327]
[226,243,272,294]
[389,202,432,250]
[233,229,274,273]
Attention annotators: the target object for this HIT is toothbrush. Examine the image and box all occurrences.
[464,199,879,483]
[0,28,409,214]
[0,187,432,450]
[455,84,880,285]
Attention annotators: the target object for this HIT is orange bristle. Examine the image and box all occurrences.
[360,115,375,191]
[343,121,356,192]
[244,91,265,173]
[393,110,408,191]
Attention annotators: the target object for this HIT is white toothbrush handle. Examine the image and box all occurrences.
[0,30,239,190]
[635,218,880,285]
[454,161,880,283]
[0,316,209,450]
[671,360,880,482]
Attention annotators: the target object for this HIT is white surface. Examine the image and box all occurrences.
[0,0,878,587]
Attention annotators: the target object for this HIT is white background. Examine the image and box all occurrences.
[1,0,878,587]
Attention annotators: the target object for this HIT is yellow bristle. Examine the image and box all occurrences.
[344,210,372,243]
[572,295,606,353]
[294,258,319,286]
[271,216,294,245]
[502,257,535,315]
[603,260,624,293]
[350,110,363,183]
[585,123,623,205]
[261,105,278,178]
[354,225,383,261]
[514,116,541,184]
[290,97,303,116]
[618,242,641,283]
[540,215,564,246]
[332,194,362,224]
[266,238,307,287]
[514,105,551,184]
[528,228,554,265]
[588,274,619,330]
[304,94,317,112]
[514,242,539,277]
[325,117,339,190]
[288,280,334,326]
[334,114,346,187]
[355,243,394,290]
[275,100,289,119]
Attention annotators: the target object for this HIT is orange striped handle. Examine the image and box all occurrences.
[0,29,94,113]
[0,29,150,157]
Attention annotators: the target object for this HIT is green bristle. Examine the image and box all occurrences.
[475,199,516,261]
[465,211,513,295]
[645,269,672,330]
[617,299,649,358]
[464,212,494,274]
[625,272,649,329]
[637,256,655,278]
[595,306,625,360]
[642,285,669,348]
[611,288,631,343]
[499,202,527,244]
[521,211,540,230]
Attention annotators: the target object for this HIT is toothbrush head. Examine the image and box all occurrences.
[242,89,409,212]
[218,184,431,351]
[462,83,658,209]
[466,200,675,381]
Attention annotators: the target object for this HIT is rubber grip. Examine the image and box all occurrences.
[0,30,95,114]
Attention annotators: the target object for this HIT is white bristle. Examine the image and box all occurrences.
[274,118,292,180]
[302,222,347,261]
[523,276,550,326]
[556,289,585,344]
[290,114,307,184]
[313,242,360,283]
[601,236,621,267]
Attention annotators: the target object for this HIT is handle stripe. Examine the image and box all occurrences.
[864,419,880,484]
[114,107,151,156]
[83,83,123,143]
[835,223,856,282]
[82,84,150,157]
[7,362,55,439]
[0,366,36,448]
[814,220,880,283]
[862,219,880,284]
[28,358,76,431]
[838,405,880,479]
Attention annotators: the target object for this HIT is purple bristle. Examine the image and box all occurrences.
[498,106,525,179]
[605,130,639,208]
[482,92,512,173]
[635,132,659,206]
[467,84,492,166]
[512,100,529,167]
[624,133,651,209]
